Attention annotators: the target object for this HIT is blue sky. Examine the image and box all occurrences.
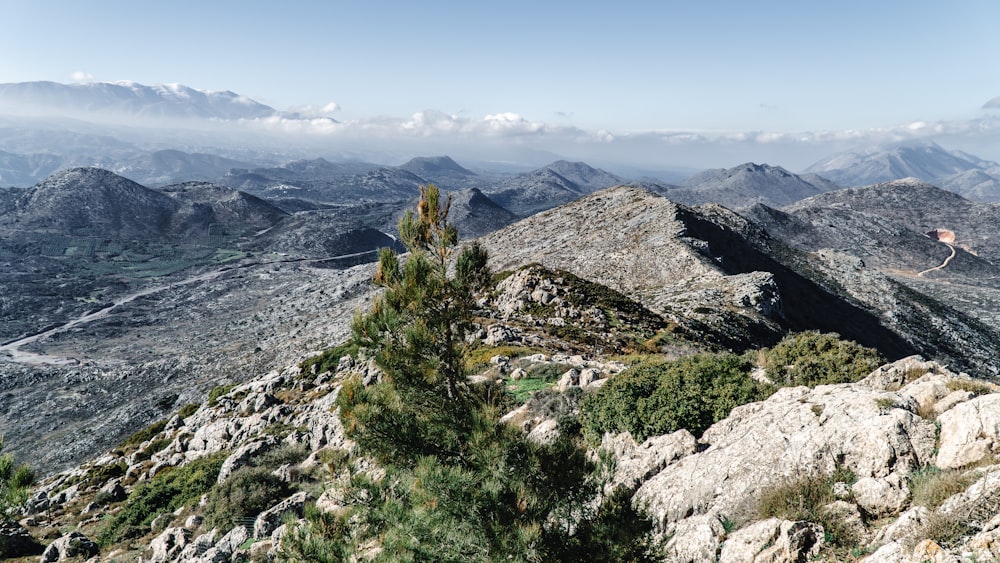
[2,1,1000,169]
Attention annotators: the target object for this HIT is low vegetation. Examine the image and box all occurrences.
[203,466,291,531]
[0,438,34,523]
[754,468,861,550]
[752,330,885,387]
[580,332,883,441]
[98,451,228,546]
[580,352,764,441]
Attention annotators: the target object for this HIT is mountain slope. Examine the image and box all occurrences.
[480,186,1000,375]
[7,167,181,237]
[785,178,1000,263]
[804,141,1000,196]
[667,162,838,208]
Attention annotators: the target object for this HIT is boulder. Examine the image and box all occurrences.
[852,473,910,517]
[662,514,724,563]
[556,369,579,391]
[217,436,280,483]
[40,531,99,562]
[526,419,559,445]
[870,505,929,548]
[148,526,189,562]
[0,520,42,558]
[718,518,824,563]
[935,395,1000,469]
[635,384,936,530]
[254,491,310,539]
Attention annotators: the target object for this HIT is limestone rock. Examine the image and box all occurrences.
[911,539,960,562]
[0,520,42,558]
[149,526,189,562]
[601,431,697,492]
[40,531,99,562]
[635,384,936,530]
[556,369,579,391]
[526,419,560,445]
[935,395,1000,469]
[254,491,310,539]
[859,355,939,391]
[870,505,930,547]
[484,324,519,346]
[217,436,280,483]
[852,473,910,517]
[718,518,824,563]
[662,514,724,563]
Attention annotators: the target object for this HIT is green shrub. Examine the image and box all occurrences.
[752,331,884,387]
[98,451,227,546]
[132,437,172,462]
[177,403,199,418]
[298,341,360,376]
[256,444,310,472]
[121,419,168,450]
[0,438,34,522]
[279,502,352,562]
[580,353,764,441]
[206,384,237,407]
[203,466,291,531]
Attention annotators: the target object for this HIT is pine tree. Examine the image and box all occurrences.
[341,184,493,467]
[315,185,657,561]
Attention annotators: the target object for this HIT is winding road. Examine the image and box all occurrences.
[917,242,957,277]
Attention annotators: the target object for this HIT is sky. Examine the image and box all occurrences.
[2,0,1000,171]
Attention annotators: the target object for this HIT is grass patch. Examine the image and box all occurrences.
[946,379,997,397]
[177,403,199,418]
[755,471,859,548]
[464,344,545,372]
[909,465,977,510]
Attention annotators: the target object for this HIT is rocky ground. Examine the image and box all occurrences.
[0,258,375,474]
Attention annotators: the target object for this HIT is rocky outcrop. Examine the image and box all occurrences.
[718,518,824,563]
[0,519,43,558]
[40,531,99,562]
[628,356,1000,559]
[635,383,937,529]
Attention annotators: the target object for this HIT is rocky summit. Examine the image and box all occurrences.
[4,172,1000,561]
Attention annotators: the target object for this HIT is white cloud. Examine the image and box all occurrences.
[286,101,341,117]
[70,71,93,82]
[983,97,1000,109]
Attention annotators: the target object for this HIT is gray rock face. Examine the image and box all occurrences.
[935,395,1000,469]
[635,383,937,529]
[718,518,824,563]
[40,531,98,562]
[0,519,42,558]
[254,491,310,539]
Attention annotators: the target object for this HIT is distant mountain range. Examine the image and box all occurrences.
[805,140,1000,200]
[0,81,280,121]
